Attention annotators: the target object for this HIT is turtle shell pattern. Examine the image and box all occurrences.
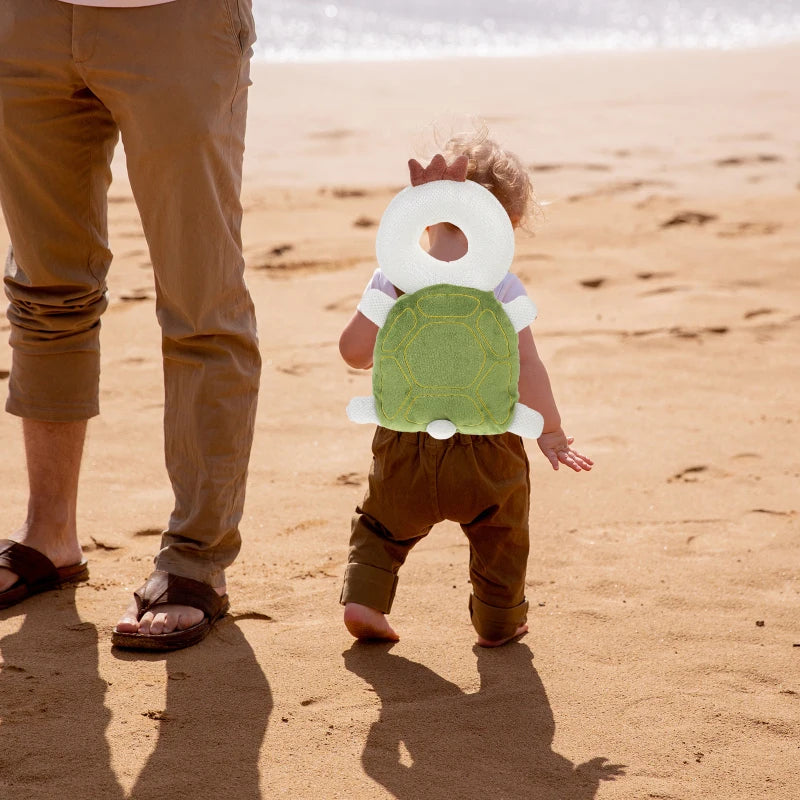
[373,284,520,435]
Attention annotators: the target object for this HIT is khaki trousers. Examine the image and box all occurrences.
[341,428,531,642]
[0,0,261,586]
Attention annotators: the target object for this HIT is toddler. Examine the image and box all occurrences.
[339,135,592,647]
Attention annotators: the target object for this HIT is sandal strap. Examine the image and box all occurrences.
[133,570,225,620]
[0,540,59,586]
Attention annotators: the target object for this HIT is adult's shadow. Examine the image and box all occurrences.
[0,588,125,799]
[344,641,624,800]
[118,614,272,800]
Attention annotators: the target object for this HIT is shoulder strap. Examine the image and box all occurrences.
[357,289,396,327]
[502,295,538,332]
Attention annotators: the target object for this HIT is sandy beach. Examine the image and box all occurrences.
[1,44,799,799]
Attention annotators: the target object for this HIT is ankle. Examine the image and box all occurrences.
[13,517,79,552]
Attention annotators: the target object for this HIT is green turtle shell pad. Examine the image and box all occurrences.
[373,284,520,435]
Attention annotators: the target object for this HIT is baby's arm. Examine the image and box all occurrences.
[339,311,378,370]
[518,328,593,472]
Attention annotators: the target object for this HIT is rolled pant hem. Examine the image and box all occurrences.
[5,396,99,422]
[340,562,398,614]
[469,594,529,642]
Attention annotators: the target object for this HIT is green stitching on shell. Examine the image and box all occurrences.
[372,284,520,434]
[477,309,511,359]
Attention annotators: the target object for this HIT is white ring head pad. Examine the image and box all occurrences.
[375,180,515,295]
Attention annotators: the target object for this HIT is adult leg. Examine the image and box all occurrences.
[0,0,118,596]
[0,420,86,594]
[75,1,261,637]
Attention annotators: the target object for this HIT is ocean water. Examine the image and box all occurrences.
[251,0,800,61]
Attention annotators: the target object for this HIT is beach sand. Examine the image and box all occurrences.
[1,45,798,799]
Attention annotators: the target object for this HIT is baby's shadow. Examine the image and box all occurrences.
[343,641,624,800]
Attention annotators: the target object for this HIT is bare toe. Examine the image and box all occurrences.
[137,611,156,636]
[114,599,142,634]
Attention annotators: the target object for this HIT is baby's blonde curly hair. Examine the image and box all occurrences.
[439,125,536,229]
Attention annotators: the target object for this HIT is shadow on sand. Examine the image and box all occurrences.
[116,614,272,800]
[344,640,624,800]
[0,587,125,800]
[0,592,271,800]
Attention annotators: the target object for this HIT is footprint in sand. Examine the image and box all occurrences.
[353,216,377,228]
[668,465,709,483]
[528,162,611,173]
[635,270,674,280]
[253,255,363,274]
[324,294,361,312]
[275,361,326,376]
[568,179,671,202]
[335,472,362,486]
[0,369,9,380]
[85,537,122,552]
[330,187,367,198]
[134,527,162,537]
[717,222,780,238]
[231,611,274,622]
[118,290,153,302]
[660,211,717,228]
[666,326,728,340]
[579,277,607,289]
[715,154,783,167]
[743,308,775,319]
[639,285,691,296]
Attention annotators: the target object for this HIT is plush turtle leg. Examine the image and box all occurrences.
[506,403,544,439]
[347,396,380,425]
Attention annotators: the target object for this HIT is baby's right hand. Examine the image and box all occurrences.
[537,428,593,472]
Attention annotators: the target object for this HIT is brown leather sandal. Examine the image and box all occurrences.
[0,539,89,610]
[111,570,229,651]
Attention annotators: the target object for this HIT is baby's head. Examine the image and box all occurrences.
[440,132,534,229]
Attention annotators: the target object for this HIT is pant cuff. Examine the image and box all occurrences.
[5,352,100,421]
[340,562,398,614]
[469,594,529,642]
[154,552,227,589]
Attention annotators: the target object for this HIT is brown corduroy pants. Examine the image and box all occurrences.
[341,427,531,642]
[0,0,261,587]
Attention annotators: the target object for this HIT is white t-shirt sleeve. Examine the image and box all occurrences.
[494,273,529,303]
[366,269,398,299]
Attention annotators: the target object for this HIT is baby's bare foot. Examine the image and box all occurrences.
[476,623,528,648]
[344,602,399,641]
